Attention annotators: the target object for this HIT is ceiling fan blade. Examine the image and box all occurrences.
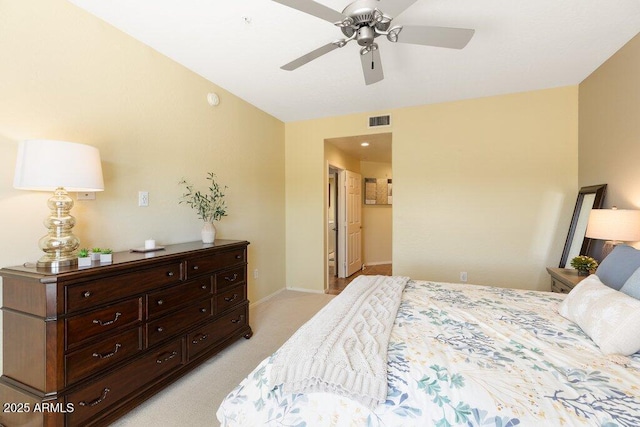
[378,0,420,18]
[360,48,384,85]
[272,0,346,24]
[281,42,341,71]
[396,25,475,49]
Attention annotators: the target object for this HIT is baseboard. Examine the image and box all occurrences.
[250,286,326,309]
[364,261,392,267]
[250,287,286,308]
[285,286,326,294]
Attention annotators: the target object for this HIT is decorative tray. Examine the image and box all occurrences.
[130,246,165,253]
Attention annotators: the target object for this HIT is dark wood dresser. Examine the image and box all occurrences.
[0,240,251,427]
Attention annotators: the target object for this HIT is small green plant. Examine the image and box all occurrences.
[91,247,101,253]
[179,172,228,222]
[101,248,113,254]
[570,255,598,273]
[78,248,89,258]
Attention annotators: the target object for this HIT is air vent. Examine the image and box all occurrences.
[368,115,391,127]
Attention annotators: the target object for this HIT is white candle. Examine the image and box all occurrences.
[145,239,156,249]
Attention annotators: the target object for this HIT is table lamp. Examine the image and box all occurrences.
[585,207,640,259]
[13,139,104,269]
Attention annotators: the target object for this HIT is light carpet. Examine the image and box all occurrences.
[109,290,334,426]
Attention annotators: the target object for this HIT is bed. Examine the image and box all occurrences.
[217,256,640,426]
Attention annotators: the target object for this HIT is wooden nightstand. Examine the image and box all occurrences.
[546,267,588,294]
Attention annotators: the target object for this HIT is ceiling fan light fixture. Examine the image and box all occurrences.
[372,9,390,25]
[335,16,355,28]
[360,43,378,55]
[387,26,402,43]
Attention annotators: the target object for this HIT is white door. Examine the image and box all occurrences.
[345,171,362,277]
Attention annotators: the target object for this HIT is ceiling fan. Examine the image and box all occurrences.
[273,0,475,85]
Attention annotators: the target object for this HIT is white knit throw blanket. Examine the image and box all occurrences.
[269,275,409,409]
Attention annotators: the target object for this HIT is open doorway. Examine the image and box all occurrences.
[325,133,392,293]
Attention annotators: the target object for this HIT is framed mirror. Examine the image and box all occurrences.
[559,184,607,268]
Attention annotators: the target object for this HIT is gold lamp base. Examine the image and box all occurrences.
[36,187,80,270]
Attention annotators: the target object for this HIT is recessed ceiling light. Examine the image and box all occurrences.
[361,142,370,147]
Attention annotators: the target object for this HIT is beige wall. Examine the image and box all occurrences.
[286,87,579,292]
[0,0,285,315]
[325,141,361,174]
[361,161,393,265]
[579,33,640,212]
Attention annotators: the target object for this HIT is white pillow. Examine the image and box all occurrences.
[558,274,640,356]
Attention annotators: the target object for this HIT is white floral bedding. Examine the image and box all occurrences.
[217,280,640,426]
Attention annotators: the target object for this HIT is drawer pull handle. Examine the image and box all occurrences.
[201,284,208,290]
[157,326,164,332]
[235,254,242,259]
[224,293,239,303]
[231,315,245,324]
[157,350,178,364]
[92,312,121,327]
[192,333,209,344]
[157,299,164,305]
[167,271,175,277]
[224,273,239,282]
[200,308,207,313]
[193,265,199,270]
[79,388,110,407]
[83,291,92,298]
[92,343,122,359]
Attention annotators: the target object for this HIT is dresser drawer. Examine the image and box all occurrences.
[188,304,248,360]
[214,266,246,292]
[66,298,143,349]
[66,338,184,426]
[147,276,212,319]
[146,299,213,347]
[65,262,183,314]
[65,327,143,386]
[185,248,245,279]
[551,278,573,294]
[215,283,246,313]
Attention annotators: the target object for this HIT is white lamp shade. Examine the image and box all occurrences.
[585,209,640,242]
[13,139,104,192]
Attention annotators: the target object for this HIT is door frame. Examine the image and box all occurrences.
[337,168,347,278]
[326,163,348,293]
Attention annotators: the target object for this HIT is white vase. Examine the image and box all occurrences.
[201,222,216,244]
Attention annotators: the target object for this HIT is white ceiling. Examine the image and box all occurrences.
[67,0,640,123]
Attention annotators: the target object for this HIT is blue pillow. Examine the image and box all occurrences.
[620,266,640,299]
[595,245,640,291]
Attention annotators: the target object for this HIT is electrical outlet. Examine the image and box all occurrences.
[460,272,468,282]
[138,191,149,207]
[253,269,259,279]
[77,192,96,200]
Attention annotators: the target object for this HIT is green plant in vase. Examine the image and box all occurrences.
[77,248,91,267]
[100,248,113,263]
[90,247,101,261]
[179,172,228,244]
[570,255,598,276]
